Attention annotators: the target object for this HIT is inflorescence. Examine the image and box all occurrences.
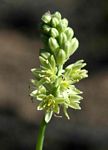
[30,11,88,123]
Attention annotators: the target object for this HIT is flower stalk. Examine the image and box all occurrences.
[36,117,47,150]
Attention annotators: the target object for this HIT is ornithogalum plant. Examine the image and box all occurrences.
[30,11,88,150]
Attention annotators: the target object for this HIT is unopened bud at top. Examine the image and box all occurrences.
[57,18,68,32]
[53,11,61,20]
[61,18,68,27]
[41,12,51,24]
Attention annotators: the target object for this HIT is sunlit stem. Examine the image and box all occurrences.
[36,117,47,150]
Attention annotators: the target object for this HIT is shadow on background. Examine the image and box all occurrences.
[0,0,108,150]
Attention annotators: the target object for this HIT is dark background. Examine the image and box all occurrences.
[0,0,108,150]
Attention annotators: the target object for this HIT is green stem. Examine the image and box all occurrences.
[36,117,47,150]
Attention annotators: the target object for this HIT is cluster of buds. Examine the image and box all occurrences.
[41,11,78,66]
[30,11,88,123]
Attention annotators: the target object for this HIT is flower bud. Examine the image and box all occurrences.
[41,12,51,24]
[43,25,51,33]
[61,18,68,27]
[63,41,71,57]
[50,28,59,38]
[65,27,74,40]
[59,32,67,46]
[56,49,66,65]
[49,37,59,52]
[57,18,68,32]
[51,17,59,27]
[53,11,61,20]
[57,22,66,32]
[69,38,79,55]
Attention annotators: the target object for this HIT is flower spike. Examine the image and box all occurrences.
[30,11,88,123]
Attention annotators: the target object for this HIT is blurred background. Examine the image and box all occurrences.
[0,0,108,150]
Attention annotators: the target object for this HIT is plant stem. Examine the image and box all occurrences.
[36,117,47,150]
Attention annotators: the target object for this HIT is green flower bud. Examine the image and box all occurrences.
[50,28,59,38]
[61,18,68,27]
[65,27,74,40]
[64,38,79,57]
[41,12,51,24]
[57,22,66,32]
[56,49,66,65]
[63,41,71,57]
[43,25,51,33]
[49,37,59,52]
[57,19,68,32]
[69,38,79,55]
[51,17,59,27]
[59,32,67,46]
[53,11,61,20]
